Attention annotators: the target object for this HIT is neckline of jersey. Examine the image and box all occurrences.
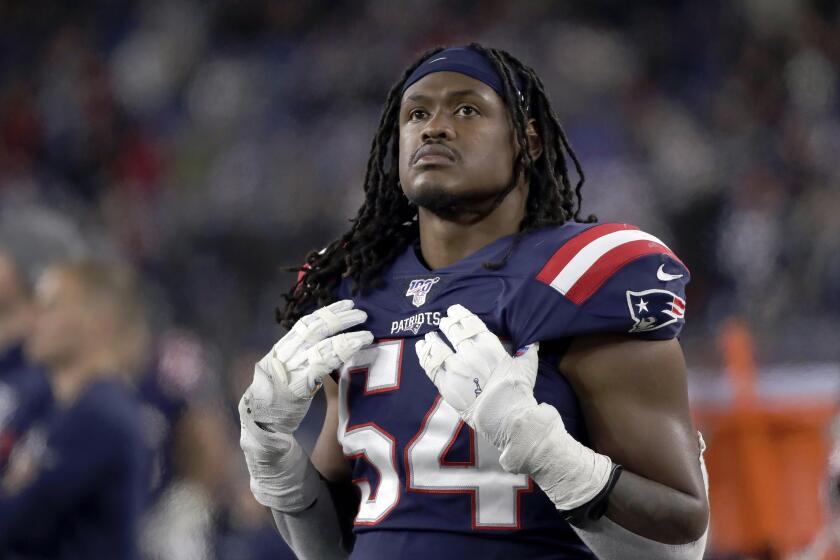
[404,232,519,274]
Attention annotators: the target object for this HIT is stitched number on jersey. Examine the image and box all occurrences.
[338,340,531,529]
[337,340,403,524]
[406,396,531,528]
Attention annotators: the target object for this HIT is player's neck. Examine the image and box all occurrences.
[51,350,117,405]
[417,184,527,269]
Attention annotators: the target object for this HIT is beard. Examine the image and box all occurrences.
[406,181,517,224]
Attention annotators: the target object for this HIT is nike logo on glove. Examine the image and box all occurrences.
[656,264,683,282]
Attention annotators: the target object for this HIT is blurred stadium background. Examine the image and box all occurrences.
[1,0,840,558]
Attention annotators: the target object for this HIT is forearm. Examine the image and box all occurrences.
[569,437,711,560]
[499,403,708,556]
[271,477,349,560]
[240,301,371,557]
[603,470,708,543]
[571,515,708,560]
[248,433,353,559]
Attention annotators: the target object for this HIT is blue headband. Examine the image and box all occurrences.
[401,46,523,102]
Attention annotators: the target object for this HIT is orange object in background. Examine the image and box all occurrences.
[692,318,838,558]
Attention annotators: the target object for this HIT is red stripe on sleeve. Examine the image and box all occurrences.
[536,223,638,285]
[297,262,312,283]
[564,239,679,305]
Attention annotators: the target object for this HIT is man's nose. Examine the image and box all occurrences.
[421,112,455,142]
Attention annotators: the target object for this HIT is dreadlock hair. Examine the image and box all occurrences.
[278,43,595,328]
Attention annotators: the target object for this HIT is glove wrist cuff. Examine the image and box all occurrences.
[499,403,560,473]
[499,403,614,511]
[249,439,321,512]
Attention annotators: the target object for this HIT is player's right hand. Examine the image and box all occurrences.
[240,300,373,436]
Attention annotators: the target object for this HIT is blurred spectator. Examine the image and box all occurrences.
[134,329,217,560]
[136,331,295,559]
[0,205,86,470]
[0,261,149,559]
[0,251,52,470]
[138,330,233,560]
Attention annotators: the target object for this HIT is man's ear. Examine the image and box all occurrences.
[525,119,543,161]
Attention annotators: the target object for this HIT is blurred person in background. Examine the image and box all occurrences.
[0,206,86,470]
[0,249,52,470]
[240,44,708,559]
[137,330,297,560]
[206,350,298,560]
[0,261,149,559]
[135,328,224,560]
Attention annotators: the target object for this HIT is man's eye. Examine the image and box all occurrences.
[457,106,478,116]
[409,109,427,121]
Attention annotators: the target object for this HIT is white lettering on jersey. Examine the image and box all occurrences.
[390,311,442,335]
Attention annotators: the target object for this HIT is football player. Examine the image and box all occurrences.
[240,44,709,559]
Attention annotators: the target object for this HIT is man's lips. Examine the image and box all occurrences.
[411,144,457,166]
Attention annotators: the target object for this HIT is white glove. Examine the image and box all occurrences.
[415,304,539,450]
[239,397,320,511]
[244,299,373,434]
[415,304,613,511]
[240,300,372,511]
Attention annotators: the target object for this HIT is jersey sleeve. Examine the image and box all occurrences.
[511,223,690,345]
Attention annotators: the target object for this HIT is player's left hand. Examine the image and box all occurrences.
[416,304,614,512]
[415,304,539,450]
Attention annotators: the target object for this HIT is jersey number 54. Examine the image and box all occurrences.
[337,340,532,530]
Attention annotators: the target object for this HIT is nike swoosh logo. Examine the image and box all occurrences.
[657,264,683,282]
[428,57,447,64]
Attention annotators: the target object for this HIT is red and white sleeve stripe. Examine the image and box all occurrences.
[536,224,684,305]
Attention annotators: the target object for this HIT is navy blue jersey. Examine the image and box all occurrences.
[0,343,52,470]
[333,222,689,559]
[0,378,149,560]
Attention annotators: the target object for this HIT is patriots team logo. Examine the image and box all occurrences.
[626,289,686,333]
[405,277,440,307]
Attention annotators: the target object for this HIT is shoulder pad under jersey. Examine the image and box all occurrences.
[511,223,690,344]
